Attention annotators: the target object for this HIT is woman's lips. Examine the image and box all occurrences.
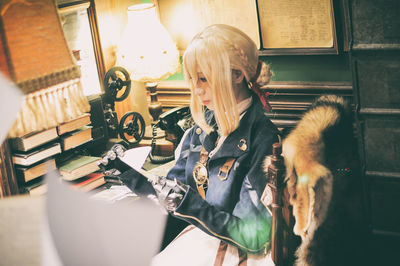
[202,100,210,105]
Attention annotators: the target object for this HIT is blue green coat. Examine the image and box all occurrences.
[167,94,279,253]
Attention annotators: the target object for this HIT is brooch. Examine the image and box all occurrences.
[193,162,209,185]
[237,139,247,151]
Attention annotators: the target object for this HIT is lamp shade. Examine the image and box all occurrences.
[0,0,90,137]
[117,3,180,83]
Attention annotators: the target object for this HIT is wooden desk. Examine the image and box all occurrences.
[138,137,174,157]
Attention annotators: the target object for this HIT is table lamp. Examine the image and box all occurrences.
[117,3,180,124]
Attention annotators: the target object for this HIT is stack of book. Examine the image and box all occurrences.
[70,172,106,193]
[58,155,105,192]
[10,127,61,196]
[57,113,93,151]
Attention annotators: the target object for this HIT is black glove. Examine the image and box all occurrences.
[98,144,132,176]
[152,177,188,212]
[119,169,156,197]
[121,168,188,211]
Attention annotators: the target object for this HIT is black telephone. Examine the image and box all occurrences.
[149,106,194,164]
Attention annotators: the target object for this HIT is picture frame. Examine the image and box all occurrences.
[257,0,338,55]
[57,0,106,95]
[155,0,338,56]
[154,0,261,54]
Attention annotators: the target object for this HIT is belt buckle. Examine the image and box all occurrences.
[217,165,229,181]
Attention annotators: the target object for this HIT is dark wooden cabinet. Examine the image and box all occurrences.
[349,0,400,264]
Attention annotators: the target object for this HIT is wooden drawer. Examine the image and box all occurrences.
[364,118,400,173]
[354,52,400,110]
[369,178,400,233]
[351,0,400,47]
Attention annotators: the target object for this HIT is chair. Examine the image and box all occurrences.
[264,142,300,266]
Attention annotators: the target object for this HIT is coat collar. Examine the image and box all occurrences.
[202,93,266,161]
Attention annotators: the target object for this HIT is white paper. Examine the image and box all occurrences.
[120,146,151,170]
[0,73,23,143]
[90,185,136,203]
[45,170,167,266]
[0,195,44,266]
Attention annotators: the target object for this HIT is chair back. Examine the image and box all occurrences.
[266,143,300,266]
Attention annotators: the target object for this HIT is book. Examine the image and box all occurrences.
[12,142,61,166]
[9,127,58,152]
[15,158,56,183]
[57,113,91,135]
[58,155,101,181]
[20,177,47,196]
[60,125,93,151]
[70,172,106,192]
[27,183,47,196]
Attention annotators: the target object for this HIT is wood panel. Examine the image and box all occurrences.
[156,80,353,131]
[369,178,400,233]
[351,0,400,50]
[349,0,400,264]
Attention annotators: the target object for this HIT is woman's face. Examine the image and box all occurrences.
[194,73,214,110]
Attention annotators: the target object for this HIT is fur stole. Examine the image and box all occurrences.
[278,95,369,266]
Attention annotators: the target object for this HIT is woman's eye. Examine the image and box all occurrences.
[199,77,207,82]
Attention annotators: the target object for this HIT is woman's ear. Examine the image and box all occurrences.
[232,69,245,84]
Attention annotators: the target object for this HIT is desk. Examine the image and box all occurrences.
[139,125,174,157]
[138,137,174,157]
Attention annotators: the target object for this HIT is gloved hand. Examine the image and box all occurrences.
[151,177,188,212]
[98,144,131,176]
[121,169,188,211]
[100,144,189,210]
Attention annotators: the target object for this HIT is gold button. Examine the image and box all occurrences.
[238,139,247,151]
[196,128,202,134]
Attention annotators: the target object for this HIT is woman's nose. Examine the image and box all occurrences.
[195,86,205,96]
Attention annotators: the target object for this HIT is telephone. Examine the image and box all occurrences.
[149,106,194,163]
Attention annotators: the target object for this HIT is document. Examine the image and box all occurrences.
[90,185,137,203]
[45,169,167,266]
[257,0,334,48]
[119,146,151,170]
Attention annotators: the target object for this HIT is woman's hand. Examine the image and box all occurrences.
[152,177,188,211]
[98,144,132,176]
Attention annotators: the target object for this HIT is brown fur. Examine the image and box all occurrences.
[266,95,370,266]
[283,96,342,239]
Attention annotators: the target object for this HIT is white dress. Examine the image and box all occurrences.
[151,225,274,266]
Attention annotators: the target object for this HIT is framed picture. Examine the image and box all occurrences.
[57,0,105,95]
[257,0,338,55]
[155,0,338,55]
[155,0,260,53]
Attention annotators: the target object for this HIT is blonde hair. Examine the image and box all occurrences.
[183,24,271,136]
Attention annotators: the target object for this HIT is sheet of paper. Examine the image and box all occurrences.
[45,169,167,266]
[0,73,23,142]
[0,195,44,266]
[90,185,137,203]
[258,0,334,48]
[120,146,151,170]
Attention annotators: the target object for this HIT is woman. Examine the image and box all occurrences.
[119,24,279,265]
